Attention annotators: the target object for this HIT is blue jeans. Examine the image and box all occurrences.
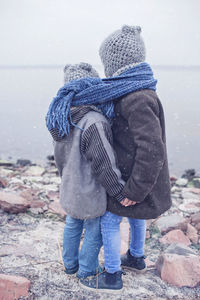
[62,215,102,277]
[101,211,146,273]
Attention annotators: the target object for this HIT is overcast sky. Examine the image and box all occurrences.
[0,0,200,67]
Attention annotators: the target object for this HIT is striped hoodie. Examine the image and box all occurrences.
[50,106,125,220]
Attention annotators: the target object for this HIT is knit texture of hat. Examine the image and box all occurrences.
[64,62,99,83]
[99,25,146,77]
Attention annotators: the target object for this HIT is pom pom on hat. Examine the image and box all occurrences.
[79,62,93,71]
[121,25,141,34]
[63,62,99,83]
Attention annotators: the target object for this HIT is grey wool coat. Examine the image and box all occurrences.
[107,89,172,219]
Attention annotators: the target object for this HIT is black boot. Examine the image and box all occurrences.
[79,270,123,292]
[121,249,146,273]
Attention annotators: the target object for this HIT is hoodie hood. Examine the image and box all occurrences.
[50,105,101,141]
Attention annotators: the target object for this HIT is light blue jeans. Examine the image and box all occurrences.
[101,211,146,273]
[62,215,102,277]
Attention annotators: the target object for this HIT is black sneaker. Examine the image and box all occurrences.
[121,249,147,273]
[79,270,123,293]
[64,265,79,275]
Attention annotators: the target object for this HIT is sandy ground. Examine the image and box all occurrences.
[0,162,200,299]
[0,210,200,300]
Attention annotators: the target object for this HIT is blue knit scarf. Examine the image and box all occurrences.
[46,62,157,136]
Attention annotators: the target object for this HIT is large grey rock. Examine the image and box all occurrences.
[155,214,188,233]
[165,242,196,256]
[182,189,200,200]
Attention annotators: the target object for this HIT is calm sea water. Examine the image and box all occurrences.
[0,66,200,176]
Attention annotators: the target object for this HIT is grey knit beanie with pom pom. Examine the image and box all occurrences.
[63,62,99,83]
[99,25,146,77]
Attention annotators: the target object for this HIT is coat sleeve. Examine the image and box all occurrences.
[80,121,125,202]
[120,93,165,203]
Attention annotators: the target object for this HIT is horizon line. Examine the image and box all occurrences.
[0,64,200,70]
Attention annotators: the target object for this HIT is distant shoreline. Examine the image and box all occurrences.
[0,155,199,178]
[0,64,200,71]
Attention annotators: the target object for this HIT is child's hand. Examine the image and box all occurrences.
[120,198,136,207]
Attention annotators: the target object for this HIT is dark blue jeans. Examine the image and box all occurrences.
[101,211,146,273]
[62,215,102,277]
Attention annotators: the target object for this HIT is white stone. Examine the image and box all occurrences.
[176,178,188,187]
[43,184,59,192]
[179,199,200,213]
[24,166,45,177]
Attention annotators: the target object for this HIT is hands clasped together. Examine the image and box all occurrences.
[120,198,136,207]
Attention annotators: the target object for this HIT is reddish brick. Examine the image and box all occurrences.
[0,191,30,213]
[159,229,191,246]
[0,274,30,300]
[156,252,200,287]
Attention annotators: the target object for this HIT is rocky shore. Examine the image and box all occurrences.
[0,158,200,300]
